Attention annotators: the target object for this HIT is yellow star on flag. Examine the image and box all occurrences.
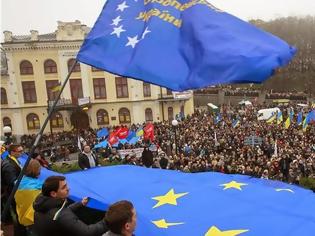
[220,181,248,190]
[205,226,248,236]
[152,188,188,208]
[152,219,184,229]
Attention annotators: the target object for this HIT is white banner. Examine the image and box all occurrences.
[172,90,193,100]
[118,148,144,158]
[78,97,90,106]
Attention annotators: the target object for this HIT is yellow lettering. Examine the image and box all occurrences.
[136,12,149,21]
[162,13,175,23]
[173,19,182,28]
[170,0,182,10]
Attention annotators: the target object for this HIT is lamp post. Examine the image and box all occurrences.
[3,126,12,145]
[171,119,179,154]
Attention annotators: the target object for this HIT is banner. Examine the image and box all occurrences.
[118,148,144,158]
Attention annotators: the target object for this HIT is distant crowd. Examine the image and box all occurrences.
[15,103,315,187]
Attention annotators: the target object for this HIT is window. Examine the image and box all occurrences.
[3,117,11,127]
[51,112,63,128]
[22,81,37,103]
[167,89,172,95]
[119,108,131,124]
[91,66,102,72]
[143,82,151,97]
[115,77,128,98]
[93,78,106,99]
[168,107,174,121]
[46,80,60,101]
[96,109,109,125]
[69,79,83,104]
[44,59,57,73]
[67,58,80,72]
[26,113,40,129]
[20,60,33,75]
[1,88,8,104]
[145,108,153,122]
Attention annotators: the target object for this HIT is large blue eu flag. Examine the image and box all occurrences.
[77,0,296,91]
[19,155,315,236]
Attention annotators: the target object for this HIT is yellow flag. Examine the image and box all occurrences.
[284,117,290,129]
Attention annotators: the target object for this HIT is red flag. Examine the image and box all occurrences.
[116,127,129,139]
[108,132,119,146]
[144,123,154,141]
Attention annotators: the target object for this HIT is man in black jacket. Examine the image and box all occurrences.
[1,144,23,194]
[78,145,100,170]
[141,147,153,168]
[33,176,107,236]
[1,144,27,236]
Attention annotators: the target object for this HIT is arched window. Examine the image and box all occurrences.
[67,58,81,72]
[44,59,57,73]
[96,109,109,125]
[51,112,64,128]
[145,108,153,122]
[168,107,174,121]
[1,88,8,104]
[26,113,40,130]
[3,117,11,127]
[20,60,33,75]
[119,108,131,124]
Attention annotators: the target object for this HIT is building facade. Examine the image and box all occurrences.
[1,21,194,136]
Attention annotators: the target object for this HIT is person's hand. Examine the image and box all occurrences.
[81,197,89,206]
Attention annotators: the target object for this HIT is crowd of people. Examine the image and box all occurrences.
[1,102,314,236]
[13,103,315,186]
[104,104,314,186]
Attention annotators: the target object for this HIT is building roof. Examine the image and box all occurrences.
[12,33,57,42]
[1,49,8,75]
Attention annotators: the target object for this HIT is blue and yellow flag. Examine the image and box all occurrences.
[64,166,315,236]
[77,0,295,91]
[266,112,277,124]
[232,119,240,128]
[136,127,144,137]
[15,176,43,226]
[19,155,315,235]
[302,112,311,132]
[276,111,283,125]
[284,110,294,129]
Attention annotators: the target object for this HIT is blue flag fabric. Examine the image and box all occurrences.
[126,131,136,141]
[94,140,108,149]
[97,128,109,138]
[214,113,222,125]
[119,138,128,144]
[77,0,296,91]
[128,136,140,145]
[19,155,315,235]
[309,110,315,122]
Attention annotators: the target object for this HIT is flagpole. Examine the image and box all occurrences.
[1,60,79,221]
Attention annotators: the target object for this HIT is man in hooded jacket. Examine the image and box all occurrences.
[33,175,107,236]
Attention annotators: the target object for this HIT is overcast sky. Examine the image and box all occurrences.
[1,0,315,39]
